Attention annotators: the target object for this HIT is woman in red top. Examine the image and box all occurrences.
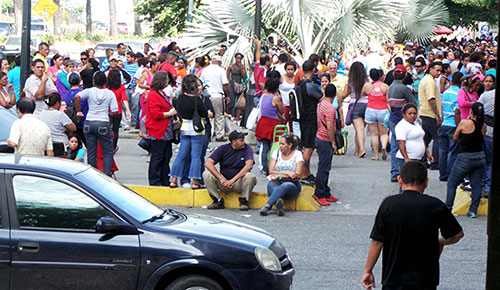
[145,71,178,186]
[361,69,390,160]
[107,69,131,150]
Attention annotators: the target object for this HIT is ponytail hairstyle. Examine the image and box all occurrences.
[44,92,61,107]
[282,134,300,150]
[470,102,484,128]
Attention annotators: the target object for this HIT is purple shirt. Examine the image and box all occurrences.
[260,93,280,120]
[209,143,254,179]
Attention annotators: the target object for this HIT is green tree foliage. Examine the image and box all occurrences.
[445,0,498,26]
[136,0,201,36]
[2,0,14,14]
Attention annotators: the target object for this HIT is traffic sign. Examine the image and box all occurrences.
[33,0,59,21]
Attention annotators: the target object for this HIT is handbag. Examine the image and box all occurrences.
[65,92,86,127]
[245,97,262,131]
[192,107,204,132]
[235,92,246,110]
[345,96,361,126]
[321,119,345,149]
[156,89,181,144]
[234,82,244,94]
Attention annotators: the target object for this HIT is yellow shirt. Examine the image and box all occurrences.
[331,74,346,96]
[418,74,441,118]
[33,54,48,72]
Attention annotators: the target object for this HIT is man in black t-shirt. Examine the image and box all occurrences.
[362,161,463,290]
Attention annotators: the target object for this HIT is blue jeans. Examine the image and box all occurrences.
[483,136,492,192]
[181,133,210,185]
[127,88,140,127]
[388,120,399,178]
[446,152,486,214]
[421,116,439,169]
[438,125,458,181]
[266,180,301,207]
[148,139,172,186]
[261,139,271,173]
[170,134,205,179]
[84,120,114,176]
[314,137,333,198]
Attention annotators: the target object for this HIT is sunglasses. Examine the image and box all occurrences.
[81,58,88,61]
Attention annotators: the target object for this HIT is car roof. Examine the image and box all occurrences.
[0,154,90,176]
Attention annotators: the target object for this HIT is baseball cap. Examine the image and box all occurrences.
[229,129,248,141]
[394,65,406,74]
[211,55,222,63]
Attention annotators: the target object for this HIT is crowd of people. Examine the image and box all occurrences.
[1,32,497,217]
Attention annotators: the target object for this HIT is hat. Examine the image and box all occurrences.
[68,72,81,84]
[229,129,247,141]
[211,55,222,63]
[109,56,118,61]
[394,65,406,74]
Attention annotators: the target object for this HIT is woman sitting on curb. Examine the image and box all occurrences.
[259,134,303,217]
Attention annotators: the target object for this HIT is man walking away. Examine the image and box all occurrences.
[362,161,463,290]
[124,52,140,128]
[419,61,443,170]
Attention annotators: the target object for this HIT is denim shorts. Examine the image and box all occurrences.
[365,108,389,124]
[351,103,367,120]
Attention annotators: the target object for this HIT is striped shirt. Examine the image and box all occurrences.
[316,98,336,141]
[441,86,459,127]
[387,81,415,124]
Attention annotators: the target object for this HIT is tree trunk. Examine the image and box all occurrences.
[14,0,21,34]
[86,0,92,35]
[52,0,61,36]
[109,0,117,37]
[132,0,141,35]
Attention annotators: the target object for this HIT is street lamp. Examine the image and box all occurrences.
[20,0,31,92]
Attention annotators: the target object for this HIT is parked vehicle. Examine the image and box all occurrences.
[0,36,40,63]
[92,21,109,33]
[0,154,294,290]
[0,109,16,153]
[123,40,144,54]
[0,22,14,37]
[117,22,129,33]
[31,23,50,36]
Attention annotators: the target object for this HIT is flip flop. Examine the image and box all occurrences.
[169,182,178,188]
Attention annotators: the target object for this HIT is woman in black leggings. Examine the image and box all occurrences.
[107,69,131,150]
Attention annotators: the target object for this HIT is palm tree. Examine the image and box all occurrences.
[182,0,448,66]
[86,0,92,35]
[109,0,117,37]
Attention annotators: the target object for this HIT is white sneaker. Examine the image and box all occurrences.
[182,183,191,189]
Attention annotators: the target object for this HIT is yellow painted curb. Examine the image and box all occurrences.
[127,185,319,211]
[451,187,488,216]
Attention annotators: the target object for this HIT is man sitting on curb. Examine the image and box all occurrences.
[203,130,257,210]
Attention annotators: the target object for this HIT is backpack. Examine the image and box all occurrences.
[289,79,310,122]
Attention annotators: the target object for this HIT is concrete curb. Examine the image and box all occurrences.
[451,187,488,216]
[127,185,320,211]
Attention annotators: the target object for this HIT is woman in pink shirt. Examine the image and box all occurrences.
[457,74,481,120]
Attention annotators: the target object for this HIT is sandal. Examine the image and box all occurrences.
[191,184,201,190]
[169,182,178,188]
[371,156,379,161]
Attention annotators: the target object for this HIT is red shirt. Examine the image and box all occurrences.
[145,89,172,140]
[109,85,128,114]
[254,63,267,97]
[316,98,336,141]
[158,62,177,79]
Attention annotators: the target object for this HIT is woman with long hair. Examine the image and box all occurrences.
[255,70,285,176]
[145,71,178,186]
[362,69,390,160]
[137,60,159,132]
[457,74,481,120]
[226,52,247,117]
[445,102,486,218]
[0,59,9,74]
[67,133,85,162]
[279,62,296,133]
[107,69,131,150]
[169,74,208,189]
[0,72,16,115]
[340,61,369,157]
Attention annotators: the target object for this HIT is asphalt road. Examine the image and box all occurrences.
[113,129,487,290]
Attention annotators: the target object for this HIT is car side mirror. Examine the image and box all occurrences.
[95,217,137,235]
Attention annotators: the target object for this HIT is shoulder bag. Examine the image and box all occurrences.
[345,95,360,126]
[156,89,181,143]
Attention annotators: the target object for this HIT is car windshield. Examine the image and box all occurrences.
[31,24,45,31]
[0,23,10,29]
[94,44,115,52]
[75,168,164,222]
[6,37,20,46]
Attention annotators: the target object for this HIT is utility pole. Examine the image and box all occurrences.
[20,0,30,92]
[188,0,194,24]
[254,0,261,61]
[485,2,500,288]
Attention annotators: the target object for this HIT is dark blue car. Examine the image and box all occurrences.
[0,154,294,290]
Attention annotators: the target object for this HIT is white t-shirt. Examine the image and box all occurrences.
[200,64,229,95]
[78,87,119,122]
[39,109,73,146]
[272,149,303,173]
[24,75,57,116]
[134,66,147,94]
[395,119,426,160]
[279,79,294,107]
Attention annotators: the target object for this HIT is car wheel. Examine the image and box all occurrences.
[165,274,224,290]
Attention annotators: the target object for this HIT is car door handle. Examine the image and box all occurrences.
[18,241,39,253]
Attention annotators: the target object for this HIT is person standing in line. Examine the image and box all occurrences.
[362,161,464,290]
[438,72,462,182]
[296,60,324,186]
[200,55,230,142]
[107,69,131,150]
[7,55,21,101]
[313,84,338,206]
[124,52,140,129]
[418,61,443,170]
[24,59,57,116]
[7,98,54,156]
[445,102,486,218]
[478,78,494,196]
[74,71,119,177]
[387,64,416,182]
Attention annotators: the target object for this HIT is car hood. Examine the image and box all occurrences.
[148,212,276,250]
